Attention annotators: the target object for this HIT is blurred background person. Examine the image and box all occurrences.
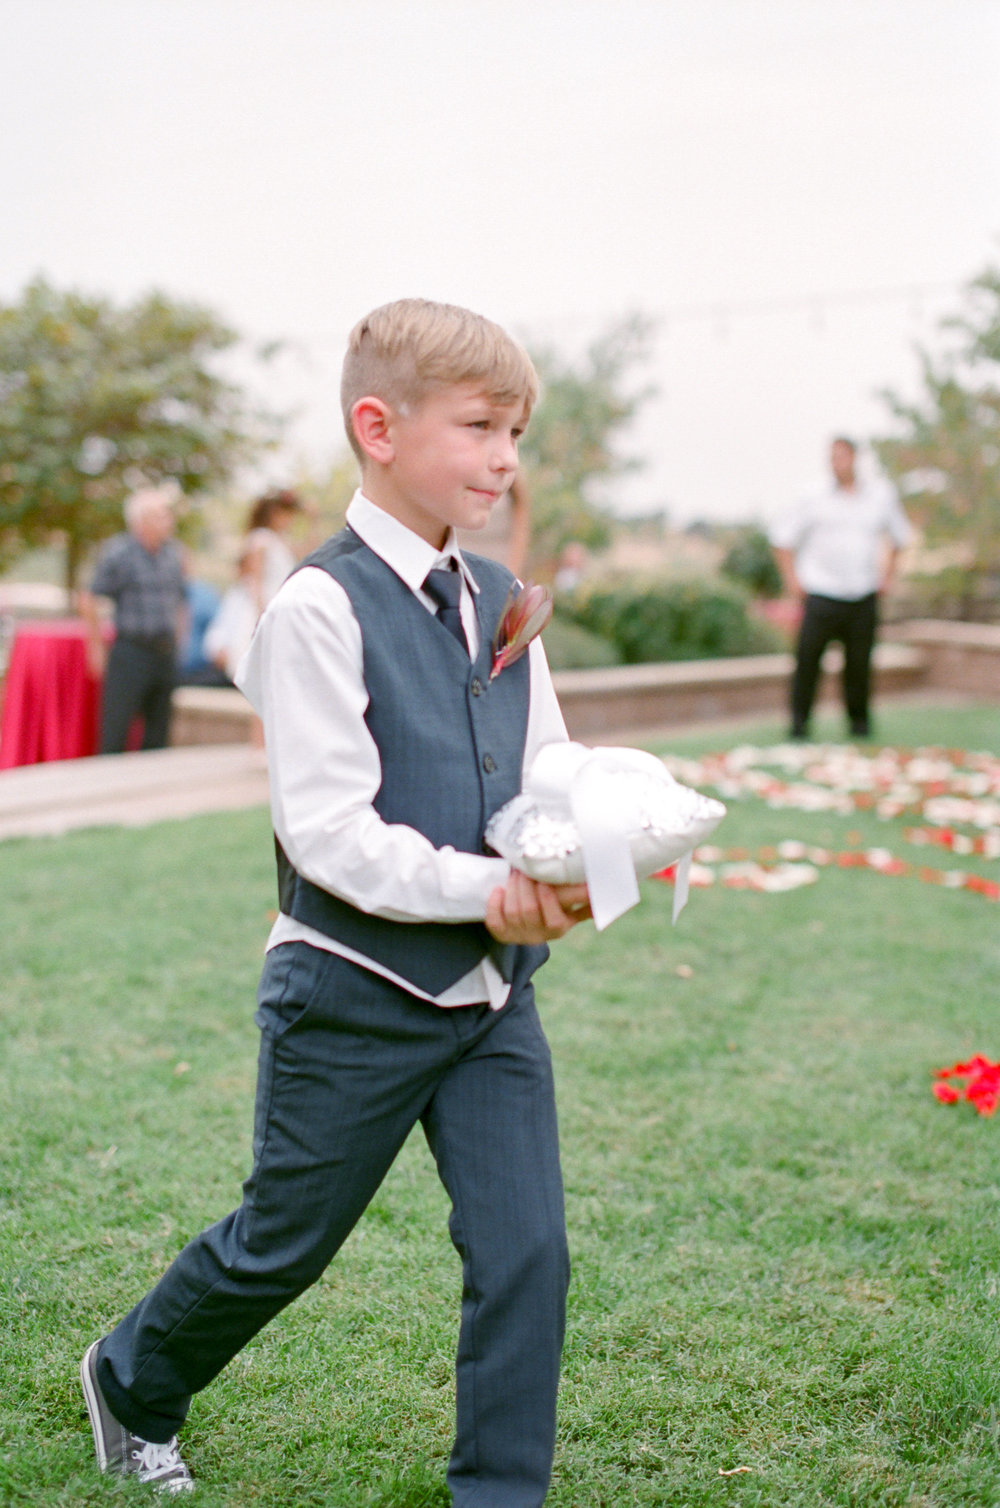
[553,540,587,594]
[770,436,913,740]
[203,543,258,686]
[80,486,187,754]
[198,486,320,690]
[176,576,225,687]
[242,487,319,614]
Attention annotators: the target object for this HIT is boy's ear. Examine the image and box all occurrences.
[351,396,395,465]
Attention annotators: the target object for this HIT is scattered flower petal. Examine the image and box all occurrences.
[932,1055,1000,1115]
[932,1082,960,1104]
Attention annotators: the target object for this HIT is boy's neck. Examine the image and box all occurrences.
[359,476,450,552]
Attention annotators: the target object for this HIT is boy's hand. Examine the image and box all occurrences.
[485,869,592,945]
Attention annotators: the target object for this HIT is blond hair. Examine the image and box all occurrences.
[341,298,539,461]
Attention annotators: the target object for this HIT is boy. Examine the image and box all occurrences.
[81,299,591,1504]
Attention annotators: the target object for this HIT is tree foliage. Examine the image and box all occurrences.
[873,266,1000,600]
[0,278,278,588]
[299,450,359,536]
[520,314,656,572]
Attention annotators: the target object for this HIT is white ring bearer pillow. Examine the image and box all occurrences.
[484,742,726,931]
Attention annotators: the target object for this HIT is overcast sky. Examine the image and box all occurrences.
[2,0,998,523]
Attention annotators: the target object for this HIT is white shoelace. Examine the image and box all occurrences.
[131,1437,192,1488]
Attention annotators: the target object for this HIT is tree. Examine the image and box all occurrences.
[297,450,359,535]
[0,278,279,589]
[519,314,656,573]
[873,265,1000,611]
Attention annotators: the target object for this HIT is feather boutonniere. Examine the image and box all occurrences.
[490,582,554,681]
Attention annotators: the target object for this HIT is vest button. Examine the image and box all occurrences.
[482,753,496,774]
[470,677,483,696]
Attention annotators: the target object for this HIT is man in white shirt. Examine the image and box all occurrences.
[770,436,913,739]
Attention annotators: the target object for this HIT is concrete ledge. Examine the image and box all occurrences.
[114,619,1000,751]
[165,645,928,748]
[0,743,270,840]
[893,619,1000,700]
[895,618,1000,648]
[552,642,927,740]
[171,686,257,745]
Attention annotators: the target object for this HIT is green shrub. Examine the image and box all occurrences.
[565,576,787,663]
[893,565,1000,623]
[721,525,783,598]
[541,608,623,670]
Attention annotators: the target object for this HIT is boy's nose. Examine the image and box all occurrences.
[491,434,519,472]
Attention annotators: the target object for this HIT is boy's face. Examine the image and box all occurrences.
[366,383,527,549]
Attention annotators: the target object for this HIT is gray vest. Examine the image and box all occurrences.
[275,527,547,993]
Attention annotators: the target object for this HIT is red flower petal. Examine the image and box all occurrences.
[932,1083,960,1103]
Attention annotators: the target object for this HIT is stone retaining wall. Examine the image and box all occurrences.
[551,643,926,740]
[170,640,931,746]
[171,686,258,747]
[892,620,1000,701]
[168,622,997,748]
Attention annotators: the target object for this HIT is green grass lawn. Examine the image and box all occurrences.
[1,701,999,1505]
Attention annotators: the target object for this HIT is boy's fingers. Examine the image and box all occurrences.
[486,872,591,944]
[485,884,509,935]
[554,883,591,917]
[543,882,591,927]
[507,869,540,926]
[487,875,536,942]
[534,882,571,932]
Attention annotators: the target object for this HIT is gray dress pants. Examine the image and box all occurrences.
[97,943,570,1508]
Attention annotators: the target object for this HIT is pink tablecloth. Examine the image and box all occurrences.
[0,620,103,770]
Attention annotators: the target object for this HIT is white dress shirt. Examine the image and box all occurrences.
[769,476,913,600]
[236,491,568,1009]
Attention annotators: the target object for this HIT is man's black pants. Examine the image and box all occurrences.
[99,637,176,753]
[790,591,878,737]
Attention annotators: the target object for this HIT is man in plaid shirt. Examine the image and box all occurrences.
[80,487,187,754]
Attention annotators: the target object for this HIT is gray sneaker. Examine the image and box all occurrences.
[80,1341,194,1494]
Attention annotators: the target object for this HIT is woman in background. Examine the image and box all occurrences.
[204,489,319,743]
[243,489,308,613]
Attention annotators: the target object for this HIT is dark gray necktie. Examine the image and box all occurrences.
[424,566,469,654]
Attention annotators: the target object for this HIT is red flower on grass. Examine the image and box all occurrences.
[932,1055,1000,1116]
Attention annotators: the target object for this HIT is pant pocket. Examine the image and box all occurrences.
[253,942,320,1039]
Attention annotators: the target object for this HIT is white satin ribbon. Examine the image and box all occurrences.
[672,848,693,923]
[526,743,692,931]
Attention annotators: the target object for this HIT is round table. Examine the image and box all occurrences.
[0,619,105,769]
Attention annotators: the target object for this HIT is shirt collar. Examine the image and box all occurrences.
[346,491,480,597]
